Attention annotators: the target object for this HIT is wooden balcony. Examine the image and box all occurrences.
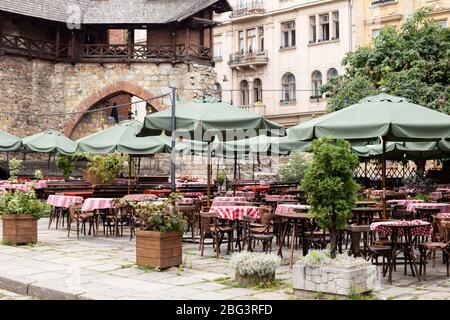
[0,33,212,64]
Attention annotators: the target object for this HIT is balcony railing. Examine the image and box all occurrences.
[237,104,266,116]
[371,0,396,5]
[0,33,212,63]
[228,50,268,67]
[230,1,265,19]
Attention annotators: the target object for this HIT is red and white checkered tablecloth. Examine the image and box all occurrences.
[123,194,156,202]
[406,202,450,213]
[387,199,424,206]
[47,195,83,208]
[182,192,204,200]
[275,204,310,214]
[210,206,260,221]
[176,198,194,204]
[82,198,114,212]
[437,213,450,219]
[265,195,295,202]
[370,220,433,237]
[226,191,255,200]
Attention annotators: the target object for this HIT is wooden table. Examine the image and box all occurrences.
[276,211,311,268]
[355,201,378,207]
[352,207,383,225]
[63,191,94,199]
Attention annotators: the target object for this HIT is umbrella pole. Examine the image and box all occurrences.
[207,142,212,207]
[47,153,51,178]
[128,155,132,195]
[233,151,237,196]
[382,137,387,219]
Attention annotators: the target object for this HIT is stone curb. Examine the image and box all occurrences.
[0,275,90,300]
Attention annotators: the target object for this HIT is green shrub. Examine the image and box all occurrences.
[135,199,187,233]
[86,152,126,184]
[278,151,313,183]
[8,158,23,182]
[301,137,360,258]
[0,191,49,219]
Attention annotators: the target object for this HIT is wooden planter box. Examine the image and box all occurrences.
[136,230,182,269]
[82,170,103,185]
[2,214,38,245]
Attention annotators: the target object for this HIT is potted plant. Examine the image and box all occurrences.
[230,252,280,287]
[8,158,23,182]
[134,194,187,269]
[293,138,378,296]
[86,152,126,184]
[0,191,49,245]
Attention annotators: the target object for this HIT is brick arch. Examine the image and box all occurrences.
[64,81,161,137]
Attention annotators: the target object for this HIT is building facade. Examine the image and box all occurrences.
[213,0,450,127]
[0,0,231,139]
[213,0,353,127]
[354,0,450,47]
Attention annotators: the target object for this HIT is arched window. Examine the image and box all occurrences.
[214,82,222,102]
[240,80,249,105]
[327,68,338,80]
[282,73,296,102]
[254,78,263,103]
[312,70,322,96]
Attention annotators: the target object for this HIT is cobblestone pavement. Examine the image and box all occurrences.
[0,288,35,300]
[0,218,448,300]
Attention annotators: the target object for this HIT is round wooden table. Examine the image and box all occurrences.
[276,211,311,268]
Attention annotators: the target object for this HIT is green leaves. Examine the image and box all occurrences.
[135,202,188,233]
[86,152,126,184]
[277,151,313,183]
[323,7,450,113]
[0,191,49,219]
[301,138,360,232]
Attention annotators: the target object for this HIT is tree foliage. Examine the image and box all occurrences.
[301,138,360,258]
[322,7,450,113]
[277,151,313,183]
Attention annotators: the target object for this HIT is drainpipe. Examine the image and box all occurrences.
[348,0,353,52]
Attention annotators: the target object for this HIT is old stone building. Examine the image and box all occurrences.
[0,0,232,140]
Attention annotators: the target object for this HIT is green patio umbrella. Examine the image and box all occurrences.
[0,130,22,151]
[22,129,78,177]
[78,119,177,155]
[143,101,285,206]
[77,119,192,194]
[288,93,450,217]
[22,129,77,155]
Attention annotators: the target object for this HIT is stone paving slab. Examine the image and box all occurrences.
[0,218,448,300]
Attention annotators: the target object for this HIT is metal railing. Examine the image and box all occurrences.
[228,50,268,66]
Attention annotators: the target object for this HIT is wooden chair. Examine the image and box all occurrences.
[242,215,274,253]
[67,204,93,239]
[418,221,450,280]
[198,212,234,257]
[176,204,198,243]
[104,204,130,239]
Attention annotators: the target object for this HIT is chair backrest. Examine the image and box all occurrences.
[258,206,272,226]
[68,203,82,219]
[199,212,218,233]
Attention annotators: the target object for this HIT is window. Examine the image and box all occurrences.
[436,20,448,28]
[282,73,296,102]
[240,80,249,105]
[214,83,222,102]
[327,68,338,80]
[254,78,263,103]
[281,21,296,48]
[246,28,256,52]
[312,71,322,96]
[258,27,264,51]
[319,14,330,41]
[238,30,245,53]
[309,16,317,43]
[213,39,222,58]
[332,11,339,40]
[372,29,381,39]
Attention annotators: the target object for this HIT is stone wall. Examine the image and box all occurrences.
[0,55,217,140]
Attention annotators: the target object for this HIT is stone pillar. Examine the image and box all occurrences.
[248,79,254,107]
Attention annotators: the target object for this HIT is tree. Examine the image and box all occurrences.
[322,7,450,113]
[277,151,313,183]
[301,137,360,258]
